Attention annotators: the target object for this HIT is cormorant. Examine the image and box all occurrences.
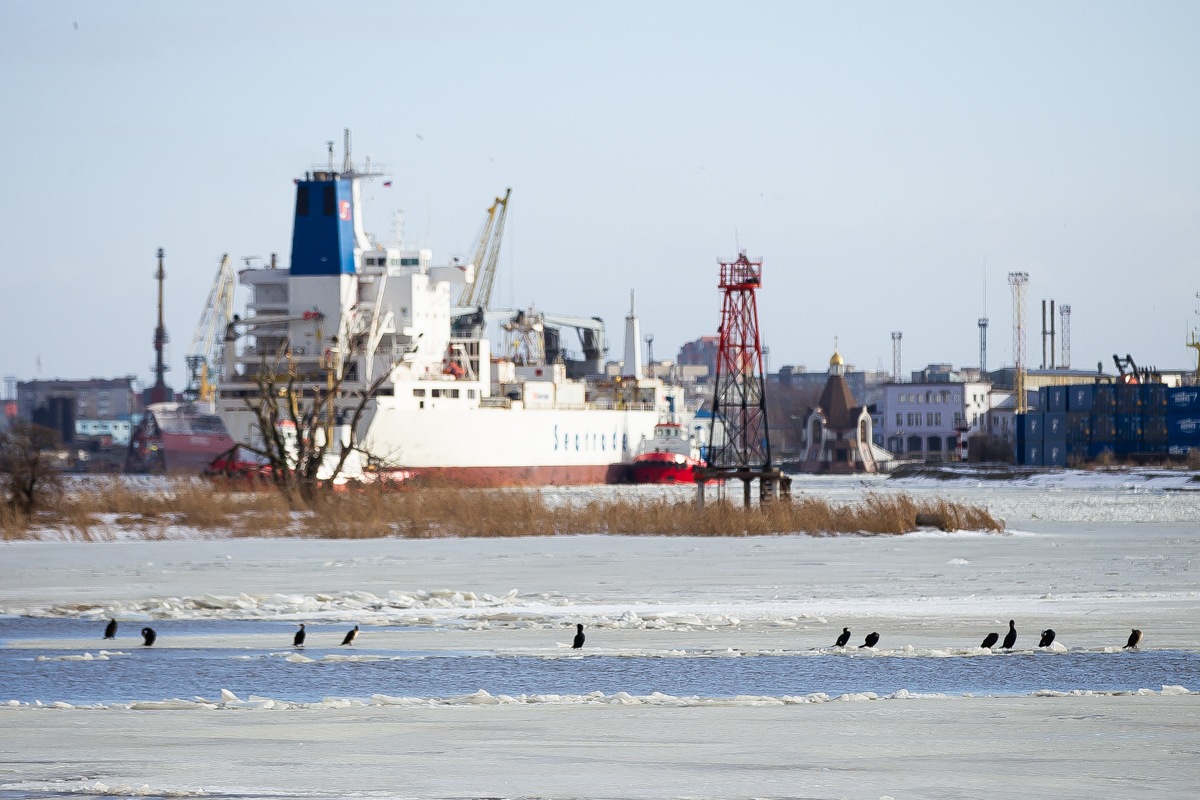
[1038,629,1056,648]
[572,624,585,649]
[861,632,880,648]
[981,632,999,649]
[103,619,117,639]
[835,627,852,647]
[340,625,359,646]
[141,627,156,647]
[1001,620,1017,650]
[1125,629,1143,650]
[293,624,306,648]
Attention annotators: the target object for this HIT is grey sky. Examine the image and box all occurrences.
[2,1,1198,389]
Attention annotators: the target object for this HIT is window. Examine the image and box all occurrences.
[449,389,460,399]
[946,436,957,452]
[934,412,942,425]
[412,388,426,397]
[431,389,441,398]
[927,412,934,426]
[925,391,932,404]
[907,435,923,452]
[927,436,942,451]
[322,186,336,215]
[915,394,922,405]
[389,258,399,266]
[896,413,902,426]
[899,395,906,404]
[957,413,964,425]
[296,185,309,216]
[467,389,476,399]
[859,420,868,442]
[400,257,419,266]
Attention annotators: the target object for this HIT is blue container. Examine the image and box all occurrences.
[1066,384,1094,412]
[1067,412,1091,439]
[1042,385,1067,413]
[1015,413,1044,442]
[1141,384,1168,415]
[1168,444,1195,457]
[1093,384,1117,413]
[1043,412,1068,440]
[1091,413,1116,442]
[1167,387,1200,413]
[1144,415,1168,443]
[1116,385,1142,413]
[1016,440,1042,466]
[1115,441,1140,456]
[1117,413,1143,442]
[1168,415,1200,443]
[1089,441,1115,460]
[1043,441,1067,467]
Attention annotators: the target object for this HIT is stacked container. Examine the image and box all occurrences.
[1168,386,1200,456]
[1014,412,1043,466]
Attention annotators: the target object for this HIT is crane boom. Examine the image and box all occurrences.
[186,254,236,402]
[457,188,511,309]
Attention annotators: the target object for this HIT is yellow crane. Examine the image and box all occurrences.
[457,188,511,309]
[185,254,236,403]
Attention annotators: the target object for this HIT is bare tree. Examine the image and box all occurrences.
[0,421,62,516]
[238,350,398,508]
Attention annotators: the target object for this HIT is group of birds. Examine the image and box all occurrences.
[105,617,1142,652]
[834,621,1145,651]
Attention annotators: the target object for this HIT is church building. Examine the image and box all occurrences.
[799,348,892,473]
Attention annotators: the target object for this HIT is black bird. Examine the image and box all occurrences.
[572,624,585,649]
[141,627,156,647]
[1124,629,1143,650]
[860,632,880,648]
[293,624,306,648]
[980,632,999,649]
[835,627,852,648]
[340,625,359,646]
[103,619,117,639]
[1001,620,1017,650]
[1038,629,1056,648]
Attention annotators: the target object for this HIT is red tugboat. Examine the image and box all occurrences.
[631,421,706,484]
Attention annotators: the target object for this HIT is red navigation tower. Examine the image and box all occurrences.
[700,251,789,506]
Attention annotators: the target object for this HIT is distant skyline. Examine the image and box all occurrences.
[2,1,1198,390]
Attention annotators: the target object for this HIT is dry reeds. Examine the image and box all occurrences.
[1,478,1002,540]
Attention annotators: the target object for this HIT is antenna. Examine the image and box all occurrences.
[326,141,334,172]
[342,128,353,174]
[645,333,654,369]
[1060,304,1071,369]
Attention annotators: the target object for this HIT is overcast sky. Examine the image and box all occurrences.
[2,1,1198,390]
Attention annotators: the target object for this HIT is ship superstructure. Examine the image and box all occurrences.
[216,136,684,485]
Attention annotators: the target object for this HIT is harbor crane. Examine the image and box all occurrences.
[456,188,511,309]
[185,254,236,403]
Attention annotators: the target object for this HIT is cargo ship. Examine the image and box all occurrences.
[126,402,236,473]
[631,421,707,484]
[214,136,687,486]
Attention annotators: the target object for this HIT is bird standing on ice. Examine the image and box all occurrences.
[141,627,157,647]
[293,624,306,648]
[980,632,999,649]
[572,624,585,649]
[341,625,359,646]
[835,628,851,647]
[103,619,117,639]
[1038,629,1056,648]
[1002,620,1017,650]
[1124,629,1143,650]
[860,632,880,648]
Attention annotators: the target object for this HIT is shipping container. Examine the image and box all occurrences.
[1144,414,1168,443]
[1043,412,1068,440]
[1015,413,1043,442]
[1116,384,1142,413]
[1043,385,1066,412]
[1116,413,1143,442]
[1015,440,1042,466]
[1091,412,1116,442]
[1115,441,1140,456]
[1089,441,1115,460]
[1140,383,1167,414]
[1066,412,1091,439]
[1167,387,1200,413]
[1043,441,1067,467]
[1066,384,1094,412]
[1093,384,1117,413]
[1168,444,1195,456]
[1169,415,1200,443]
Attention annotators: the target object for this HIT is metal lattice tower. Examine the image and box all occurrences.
[707,252,771,472]
[1059,304,1071,369]
[978,318,989,375]
[891,331,902,382]
[1008,272,1029,413]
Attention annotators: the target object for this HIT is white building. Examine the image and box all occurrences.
[876,379,991,459]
